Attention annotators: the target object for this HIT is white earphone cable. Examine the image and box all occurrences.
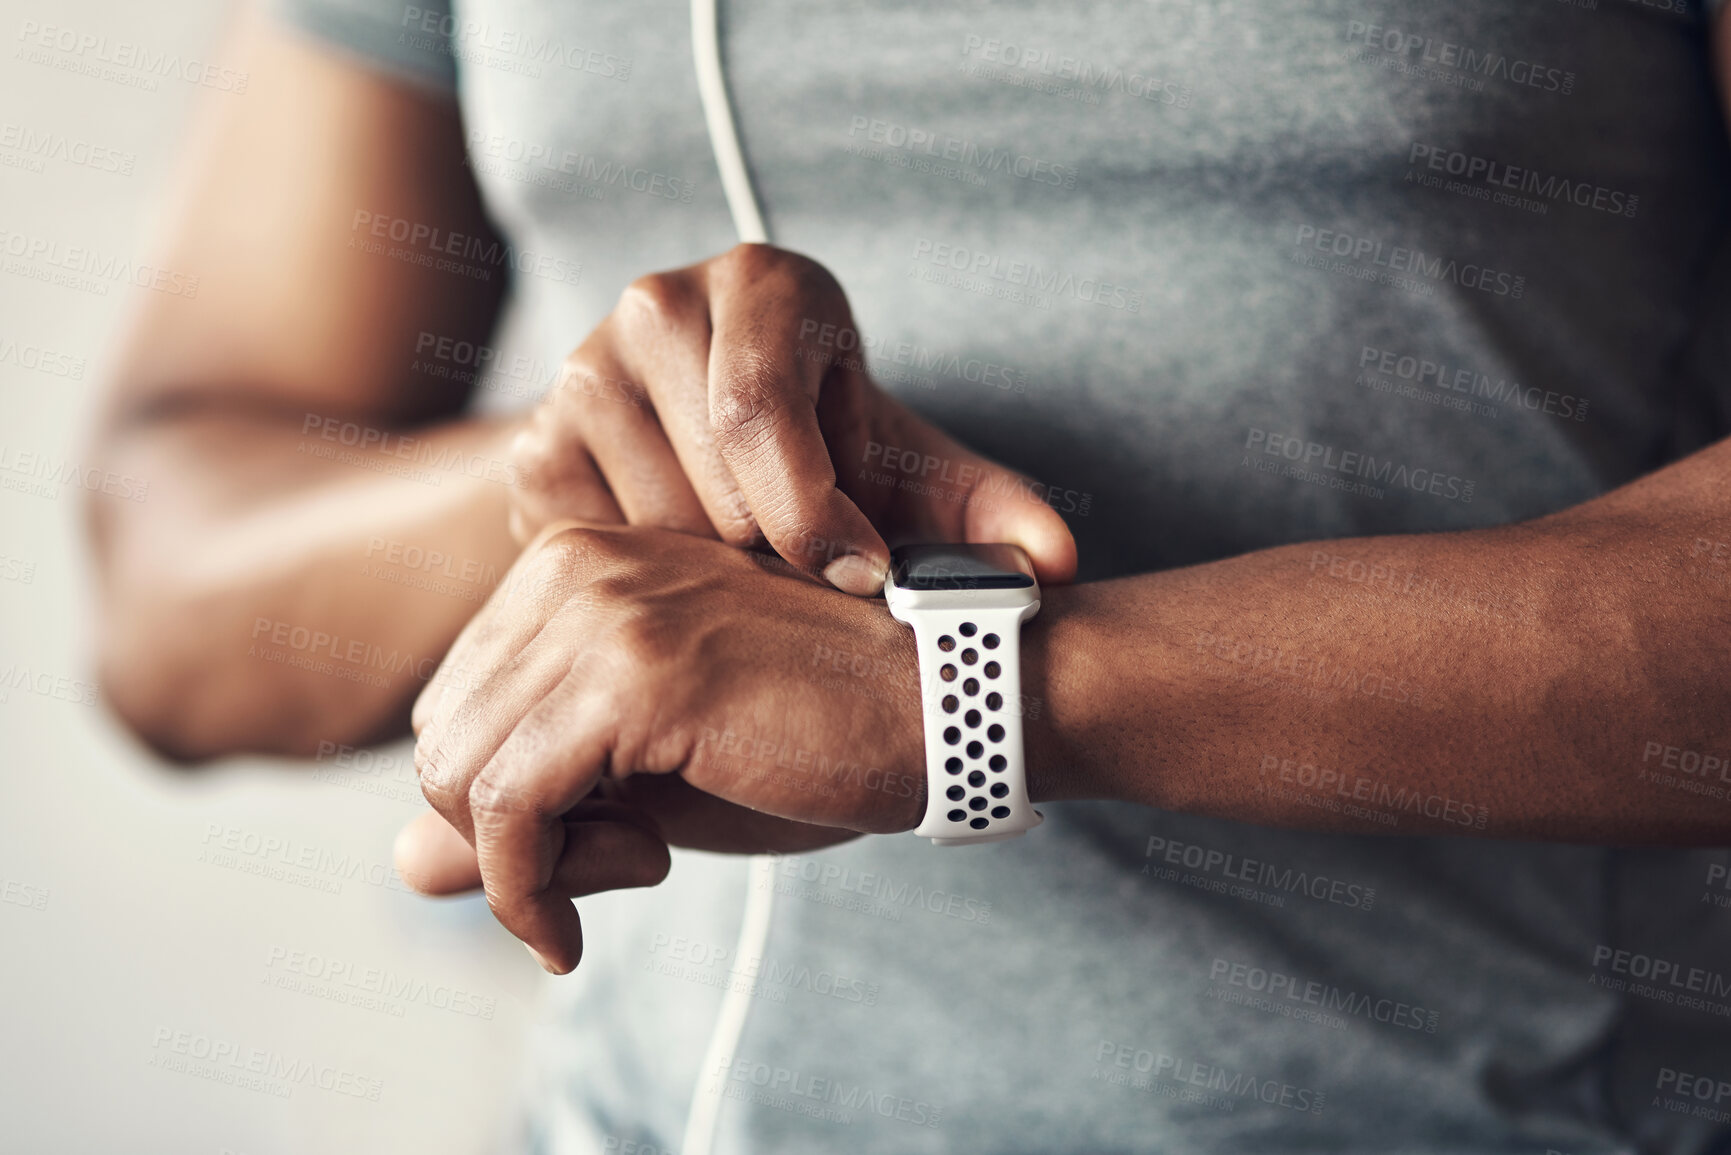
[680,6,776,1154]
[691,0,769,244]
[678,857,778,1155]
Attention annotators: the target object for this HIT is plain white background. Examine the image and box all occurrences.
[0,2,549,1150]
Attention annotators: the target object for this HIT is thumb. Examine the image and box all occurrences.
[958,452,1079,585]
[394,809,482,895]
[394,804,672,899]
[853,399,1078,585]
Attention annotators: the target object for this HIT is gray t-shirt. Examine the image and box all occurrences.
[277,0,1731,1151]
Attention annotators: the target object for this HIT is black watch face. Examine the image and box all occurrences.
[889,544,1035,591]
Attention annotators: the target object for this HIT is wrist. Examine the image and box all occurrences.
[1022,582,1117,804]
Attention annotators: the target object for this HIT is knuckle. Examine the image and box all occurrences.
[469,768,535,823]
[715,243,840,300]
[552,349,590,390]
[715,241,783,281]
[540,524,617,569]
[415,744,465,814]
[511,428,559,487]
[509,529,614,609]
[616,272,688,333]
[776,525,834,567]
[712,502,763,548]
[551,353,608,413]
[512,440,589,512]
[710,367,791,459]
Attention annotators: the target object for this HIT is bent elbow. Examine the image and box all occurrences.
[93,583,411,764]
[95,612,233,766]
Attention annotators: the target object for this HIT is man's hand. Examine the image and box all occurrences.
[510,243,1077,594]
[393,773,868,899]
[394,244,1079,914]
[402,523,928,972]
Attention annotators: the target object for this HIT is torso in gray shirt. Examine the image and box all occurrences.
[276,0,1731,1150]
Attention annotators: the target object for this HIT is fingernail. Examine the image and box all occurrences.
[526,943,559,974]
[823,554,886,597]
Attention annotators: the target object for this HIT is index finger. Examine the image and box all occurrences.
[704,251,890,595]
[467,676,616,973]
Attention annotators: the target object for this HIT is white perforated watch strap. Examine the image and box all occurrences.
[908,608,1041,845]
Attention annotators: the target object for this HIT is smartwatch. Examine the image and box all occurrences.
[886,543,1042,846]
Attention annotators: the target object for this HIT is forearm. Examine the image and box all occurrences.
[89,409,524,761]
[1027,440,1731,844]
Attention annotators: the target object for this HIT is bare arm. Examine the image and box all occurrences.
[379,9,1731,956]
[85,15,1075,774]
[86,13,518,761]
[1032,437,1731,844]
[1019,30,1731,844]
[391,430,1731,970]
